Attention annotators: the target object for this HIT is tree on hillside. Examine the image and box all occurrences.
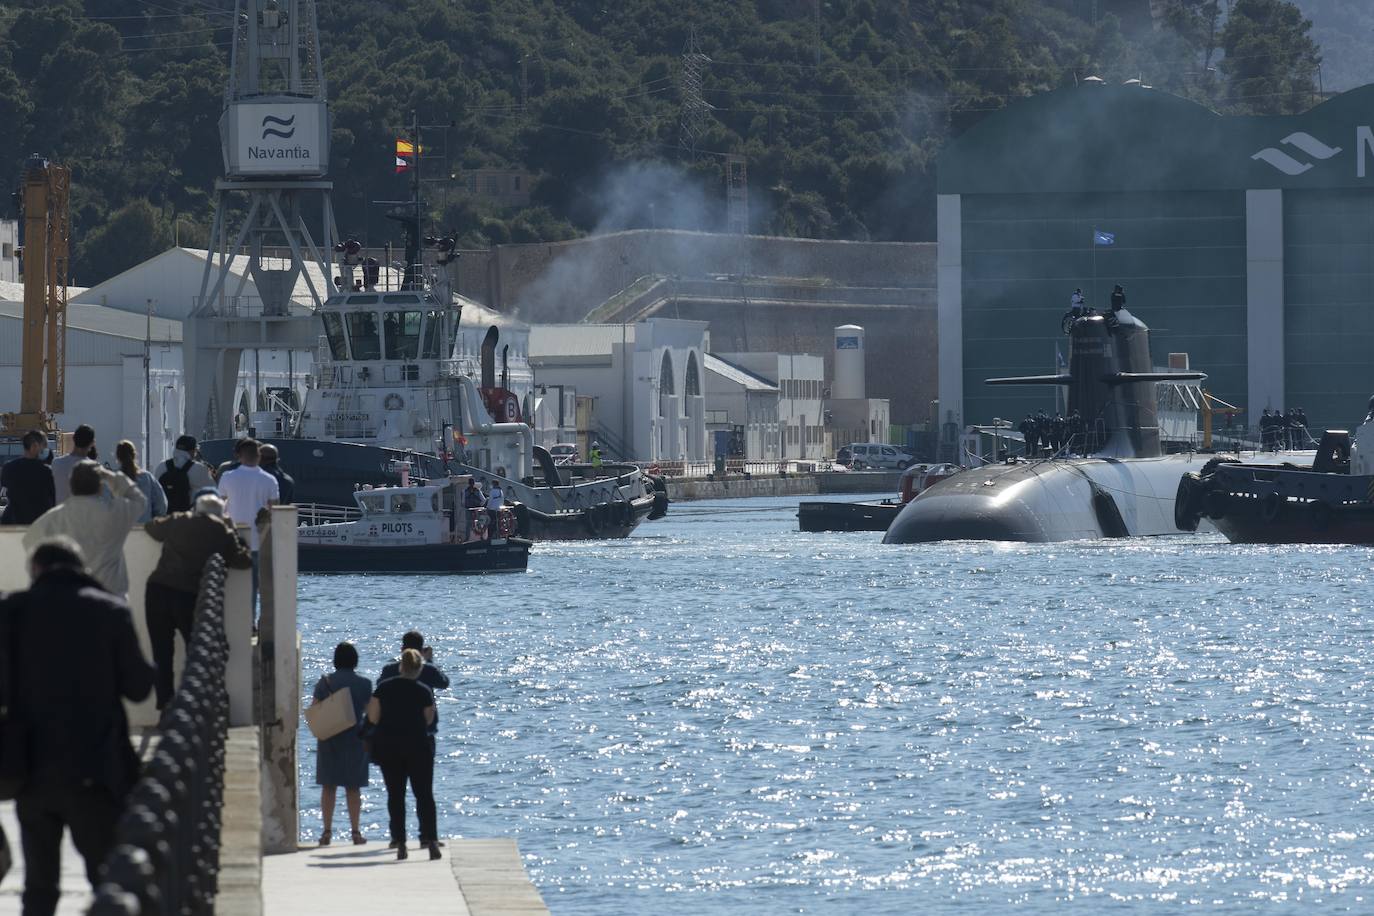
[1219,0,1321,114]
[73,200,171,287]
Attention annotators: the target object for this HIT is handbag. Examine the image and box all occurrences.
[304,676,357,740]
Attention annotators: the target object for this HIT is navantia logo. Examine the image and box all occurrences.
[1251,132,1342,175]
[260,114,296,140]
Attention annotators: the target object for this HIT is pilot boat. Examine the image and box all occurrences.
[296,473,531,574]
[797,464,961,532]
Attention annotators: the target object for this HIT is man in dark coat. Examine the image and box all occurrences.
[0,430,54,525]
[1018,415,1037,457]
[2,537,154,915]
[258,444,295,505]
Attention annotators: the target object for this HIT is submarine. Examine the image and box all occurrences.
[884,306,1217,543]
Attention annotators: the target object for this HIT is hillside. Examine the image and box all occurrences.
[0,0,1324,286]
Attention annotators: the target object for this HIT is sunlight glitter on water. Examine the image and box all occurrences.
[295,494,1374,913]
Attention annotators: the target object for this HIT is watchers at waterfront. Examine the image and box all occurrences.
[0,430,54,525]
[312,642,372,847]
[143,491,252,709]
[51,424,95,504]
[259,443,296,505]
[24,461,145,596]
[367,648,440,861]
[115,440,168,524]
[2,537,154,914]
[217,438,279,612]
[155,435,217,513]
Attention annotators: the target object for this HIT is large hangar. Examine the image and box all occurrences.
[937,83,1374,446]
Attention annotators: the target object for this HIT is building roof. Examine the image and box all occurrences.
[0,298,182,342]
[528,324,630,358]
[938,83,1374,195]
[0,279,88,302]
[703,352,777,391]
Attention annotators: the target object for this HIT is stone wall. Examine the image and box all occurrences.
[457,229,937,320]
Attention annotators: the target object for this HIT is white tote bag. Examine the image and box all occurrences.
[304,676,358,740]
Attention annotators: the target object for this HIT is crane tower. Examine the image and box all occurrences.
[189,0,338,439]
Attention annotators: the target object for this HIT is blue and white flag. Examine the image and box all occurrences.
[1093,229,1116,246]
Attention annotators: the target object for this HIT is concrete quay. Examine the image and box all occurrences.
[668,468,902,501]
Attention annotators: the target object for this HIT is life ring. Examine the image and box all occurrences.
[383,393,404,410]
[1261,492,1284,522]
[648,463,661,476]
[498,510,518,538]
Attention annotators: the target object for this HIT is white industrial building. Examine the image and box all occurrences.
[703,353,780,460]
[0,221,16,283]
[827,324,891,450]
[712,352,827,461]
[528,318,708,462]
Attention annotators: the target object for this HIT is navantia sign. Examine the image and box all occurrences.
[1250,128,1374,178]
[221,100,329,178]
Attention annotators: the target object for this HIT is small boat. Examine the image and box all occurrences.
[1176,416,1374,544]
[297,474,531,574]
[797,464,960,532]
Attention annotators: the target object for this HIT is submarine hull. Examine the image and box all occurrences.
[882,455,1208,544]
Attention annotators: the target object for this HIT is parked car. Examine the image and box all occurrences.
[846,442,914,470]
[549,443,580,465]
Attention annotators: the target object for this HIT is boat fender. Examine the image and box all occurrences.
[585,503,603,535]
[1173,473,1204,532]
[1090,484,1130,538]
[621,500,634,527]
[1310,499,1334,531]
[648,491,670,521]
[1204,490,1227,520]
[1200,455,1241,476]
[1261,492,1284,522]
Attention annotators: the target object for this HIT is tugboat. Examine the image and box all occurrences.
[797,464,960,532]
[202,139,665,541]
[1175,400,1374,544]
[297,472,531,574]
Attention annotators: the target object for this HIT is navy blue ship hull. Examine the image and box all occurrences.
[797,500,902,532]
[299,538,532,574]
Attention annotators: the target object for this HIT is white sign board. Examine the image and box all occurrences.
[222,100,328,177]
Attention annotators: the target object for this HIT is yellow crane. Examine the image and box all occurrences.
[1200,389,1243,450]
[3,155,69,435]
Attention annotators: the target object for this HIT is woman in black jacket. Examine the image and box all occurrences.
[367,648,439,860]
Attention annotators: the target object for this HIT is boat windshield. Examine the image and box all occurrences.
[384,310,423,360]
[392,493,417,513]
[321,312,348,360]
[421,310,444,359]
[358,492,386,513]
[347,312,381,360]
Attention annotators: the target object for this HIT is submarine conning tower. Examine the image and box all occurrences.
[987,309,1204,459]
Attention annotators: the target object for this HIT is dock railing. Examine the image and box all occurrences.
[90,554,230,916]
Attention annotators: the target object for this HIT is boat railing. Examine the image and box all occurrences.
[297,503,363,525]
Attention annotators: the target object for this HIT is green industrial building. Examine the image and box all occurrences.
[937,83,1374,445]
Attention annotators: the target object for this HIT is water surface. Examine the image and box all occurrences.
[297,494,1374,912]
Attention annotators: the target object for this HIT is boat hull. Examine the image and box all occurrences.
[299,537,532,574]
[797,500,902,532]
[1179,460,1374,544]
[202,437,659,541]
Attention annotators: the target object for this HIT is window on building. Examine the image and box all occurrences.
[384,310,423,360]
[513,176,521,190]
[1,243,11,259]
[346,311,382,360]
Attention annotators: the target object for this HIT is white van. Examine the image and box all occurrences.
[847,442,914,470]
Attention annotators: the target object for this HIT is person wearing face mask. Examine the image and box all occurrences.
[0,430,55,525]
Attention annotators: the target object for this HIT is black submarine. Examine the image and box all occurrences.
[884,307,1214,543]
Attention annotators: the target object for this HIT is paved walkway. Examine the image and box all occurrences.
[262,837,548,916]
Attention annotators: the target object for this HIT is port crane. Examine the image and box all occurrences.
[2,154,69,438]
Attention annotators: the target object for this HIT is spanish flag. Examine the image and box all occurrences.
[395,138,423,174]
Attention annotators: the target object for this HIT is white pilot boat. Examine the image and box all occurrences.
[296,474,531,574]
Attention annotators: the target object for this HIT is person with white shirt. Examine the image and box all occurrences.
[217,438,279,615]
[23,461,146,596]
[485,480,504,539]
[50,424,96,504]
